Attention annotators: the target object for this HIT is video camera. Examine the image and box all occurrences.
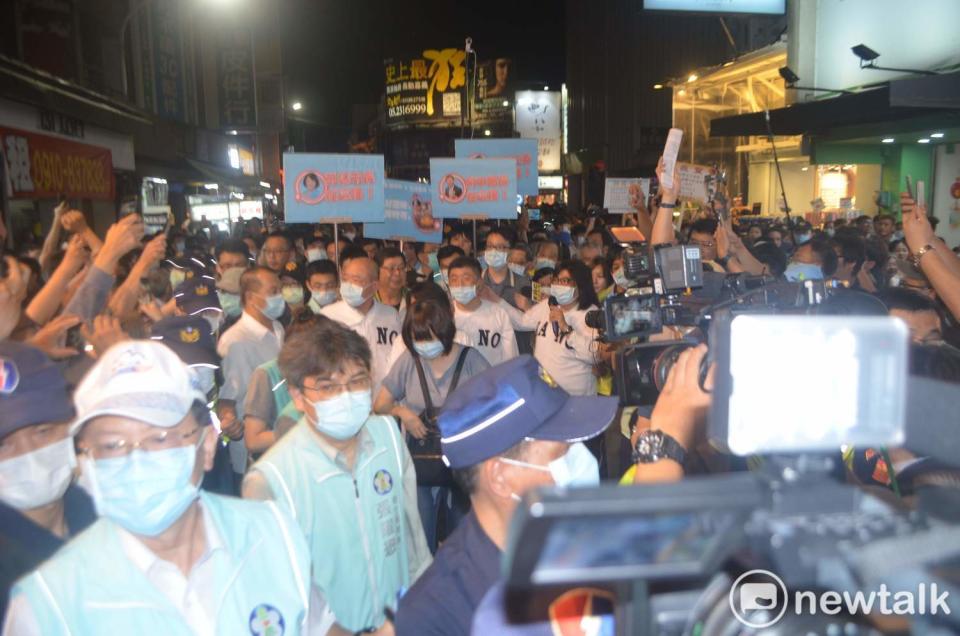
[614,274,862,407]
[502,314,960,635]
[584,227,703,342]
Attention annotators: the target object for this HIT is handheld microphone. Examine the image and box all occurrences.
[548,295,560,337]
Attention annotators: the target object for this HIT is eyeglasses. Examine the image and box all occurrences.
[382,265,406,273]
[554,277,576,286]
[689,240,715,248]
[302,375,372,400]
[80,426,203,460]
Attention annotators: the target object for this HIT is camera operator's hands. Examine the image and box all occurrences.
[649,344,714,452]
[656,156,680,205]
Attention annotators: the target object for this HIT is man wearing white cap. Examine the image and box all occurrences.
[3,341,330,635]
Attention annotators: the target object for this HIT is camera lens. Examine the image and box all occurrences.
[652,344,694,391]
[584,308,606,331]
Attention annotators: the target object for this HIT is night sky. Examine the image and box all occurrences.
[281,0,566,130]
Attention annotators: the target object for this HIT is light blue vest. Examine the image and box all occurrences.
[10,492,311,635]
[252,415,409,632]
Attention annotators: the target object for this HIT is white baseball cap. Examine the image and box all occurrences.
[71,340,207,435]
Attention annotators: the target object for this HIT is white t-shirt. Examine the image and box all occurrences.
[518,299,599,396]
[453,299,519,367]
[321,300,401,394]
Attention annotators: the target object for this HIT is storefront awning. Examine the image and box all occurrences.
[710,71,960,138]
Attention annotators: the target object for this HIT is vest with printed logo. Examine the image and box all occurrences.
[10,492,311,636]
[252,415,409,632]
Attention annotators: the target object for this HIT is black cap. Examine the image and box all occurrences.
[151,315,220,368]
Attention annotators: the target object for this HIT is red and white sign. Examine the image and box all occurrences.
[1,126,115,200]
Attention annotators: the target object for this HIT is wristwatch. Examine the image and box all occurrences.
[632,429,687,465]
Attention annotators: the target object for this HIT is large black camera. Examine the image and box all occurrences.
[584,229,704,342]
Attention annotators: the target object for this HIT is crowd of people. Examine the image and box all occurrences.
[0,152,958,634]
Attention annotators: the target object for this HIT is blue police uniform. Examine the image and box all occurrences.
[395,511,501,636]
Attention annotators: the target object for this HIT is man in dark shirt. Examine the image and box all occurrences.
[0,342,95,622]
[395,355,616,635]
[482,229,530,310]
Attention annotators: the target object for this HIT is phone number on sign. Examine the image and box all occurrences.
[388,104,427,117]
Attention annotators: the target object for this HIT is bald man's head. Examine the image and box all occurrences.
[241,266,281,308]
[341,255,378,286]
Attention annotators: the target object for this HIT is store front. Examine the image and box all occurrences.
[711,75,960,236]
[0,97,135,245]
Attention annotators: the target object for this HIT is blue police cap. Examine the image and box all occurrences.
[0,341,74,439]
[151,315,219,368]
[438,355,617,470]
[173,275,221,317]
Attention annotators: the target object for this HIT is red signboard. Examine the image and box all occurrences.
[0,127,115,200]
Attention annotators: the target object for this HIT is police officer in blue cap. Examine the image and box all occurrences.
[0,342,95,623]
[395,354,618,636]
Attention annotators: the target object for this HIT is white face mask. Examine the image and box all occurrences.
[498,442,599,496]
[306,248,327,263]
[0,436,77,510]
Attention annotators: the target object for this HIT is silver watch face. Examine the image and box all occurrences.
[636,431,664,459]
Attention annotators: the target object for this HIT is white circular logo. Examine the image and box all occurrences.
[728,569,789,628]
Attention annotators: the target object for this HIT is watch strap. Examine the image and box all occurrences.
[632,429,687,465]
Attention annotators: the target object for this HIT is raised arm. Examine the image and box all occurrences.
[651,156,680,246]
[26,235,88,326]
[38,201,66,277]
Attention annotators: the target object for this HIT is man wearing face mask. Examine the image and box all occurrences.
[395,354,616,635]
[784,237,838,283]
[306,260,339,313]
[3,341,326,635]
[173,275,224,336]
[150,315,237,497]
[216,266,245,330]
[482,229,529,310]
[321,254,400,396]
[243,321,430,635]
[216,267,285,485]
[434,244,465,291]
[447,257,518,367]
[533,240,560,272]
[0,342,95,623]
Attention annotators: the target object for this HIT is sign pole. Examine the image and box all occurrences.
[472,219,477,254]
[334,222,340,268]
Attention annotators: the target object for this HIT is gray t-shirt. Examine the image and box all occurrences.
[382,345,490,415]
[483,268,529,309]
[243,366,277,428]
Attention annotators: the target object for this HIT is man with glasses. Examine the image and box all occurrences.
[4,341,325,635]
[374,247,408,314]
[482,229,529,310]
[243,320,430,636]
[321,254,400,396]
[686,218,727,272]
[261,232,294,275]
